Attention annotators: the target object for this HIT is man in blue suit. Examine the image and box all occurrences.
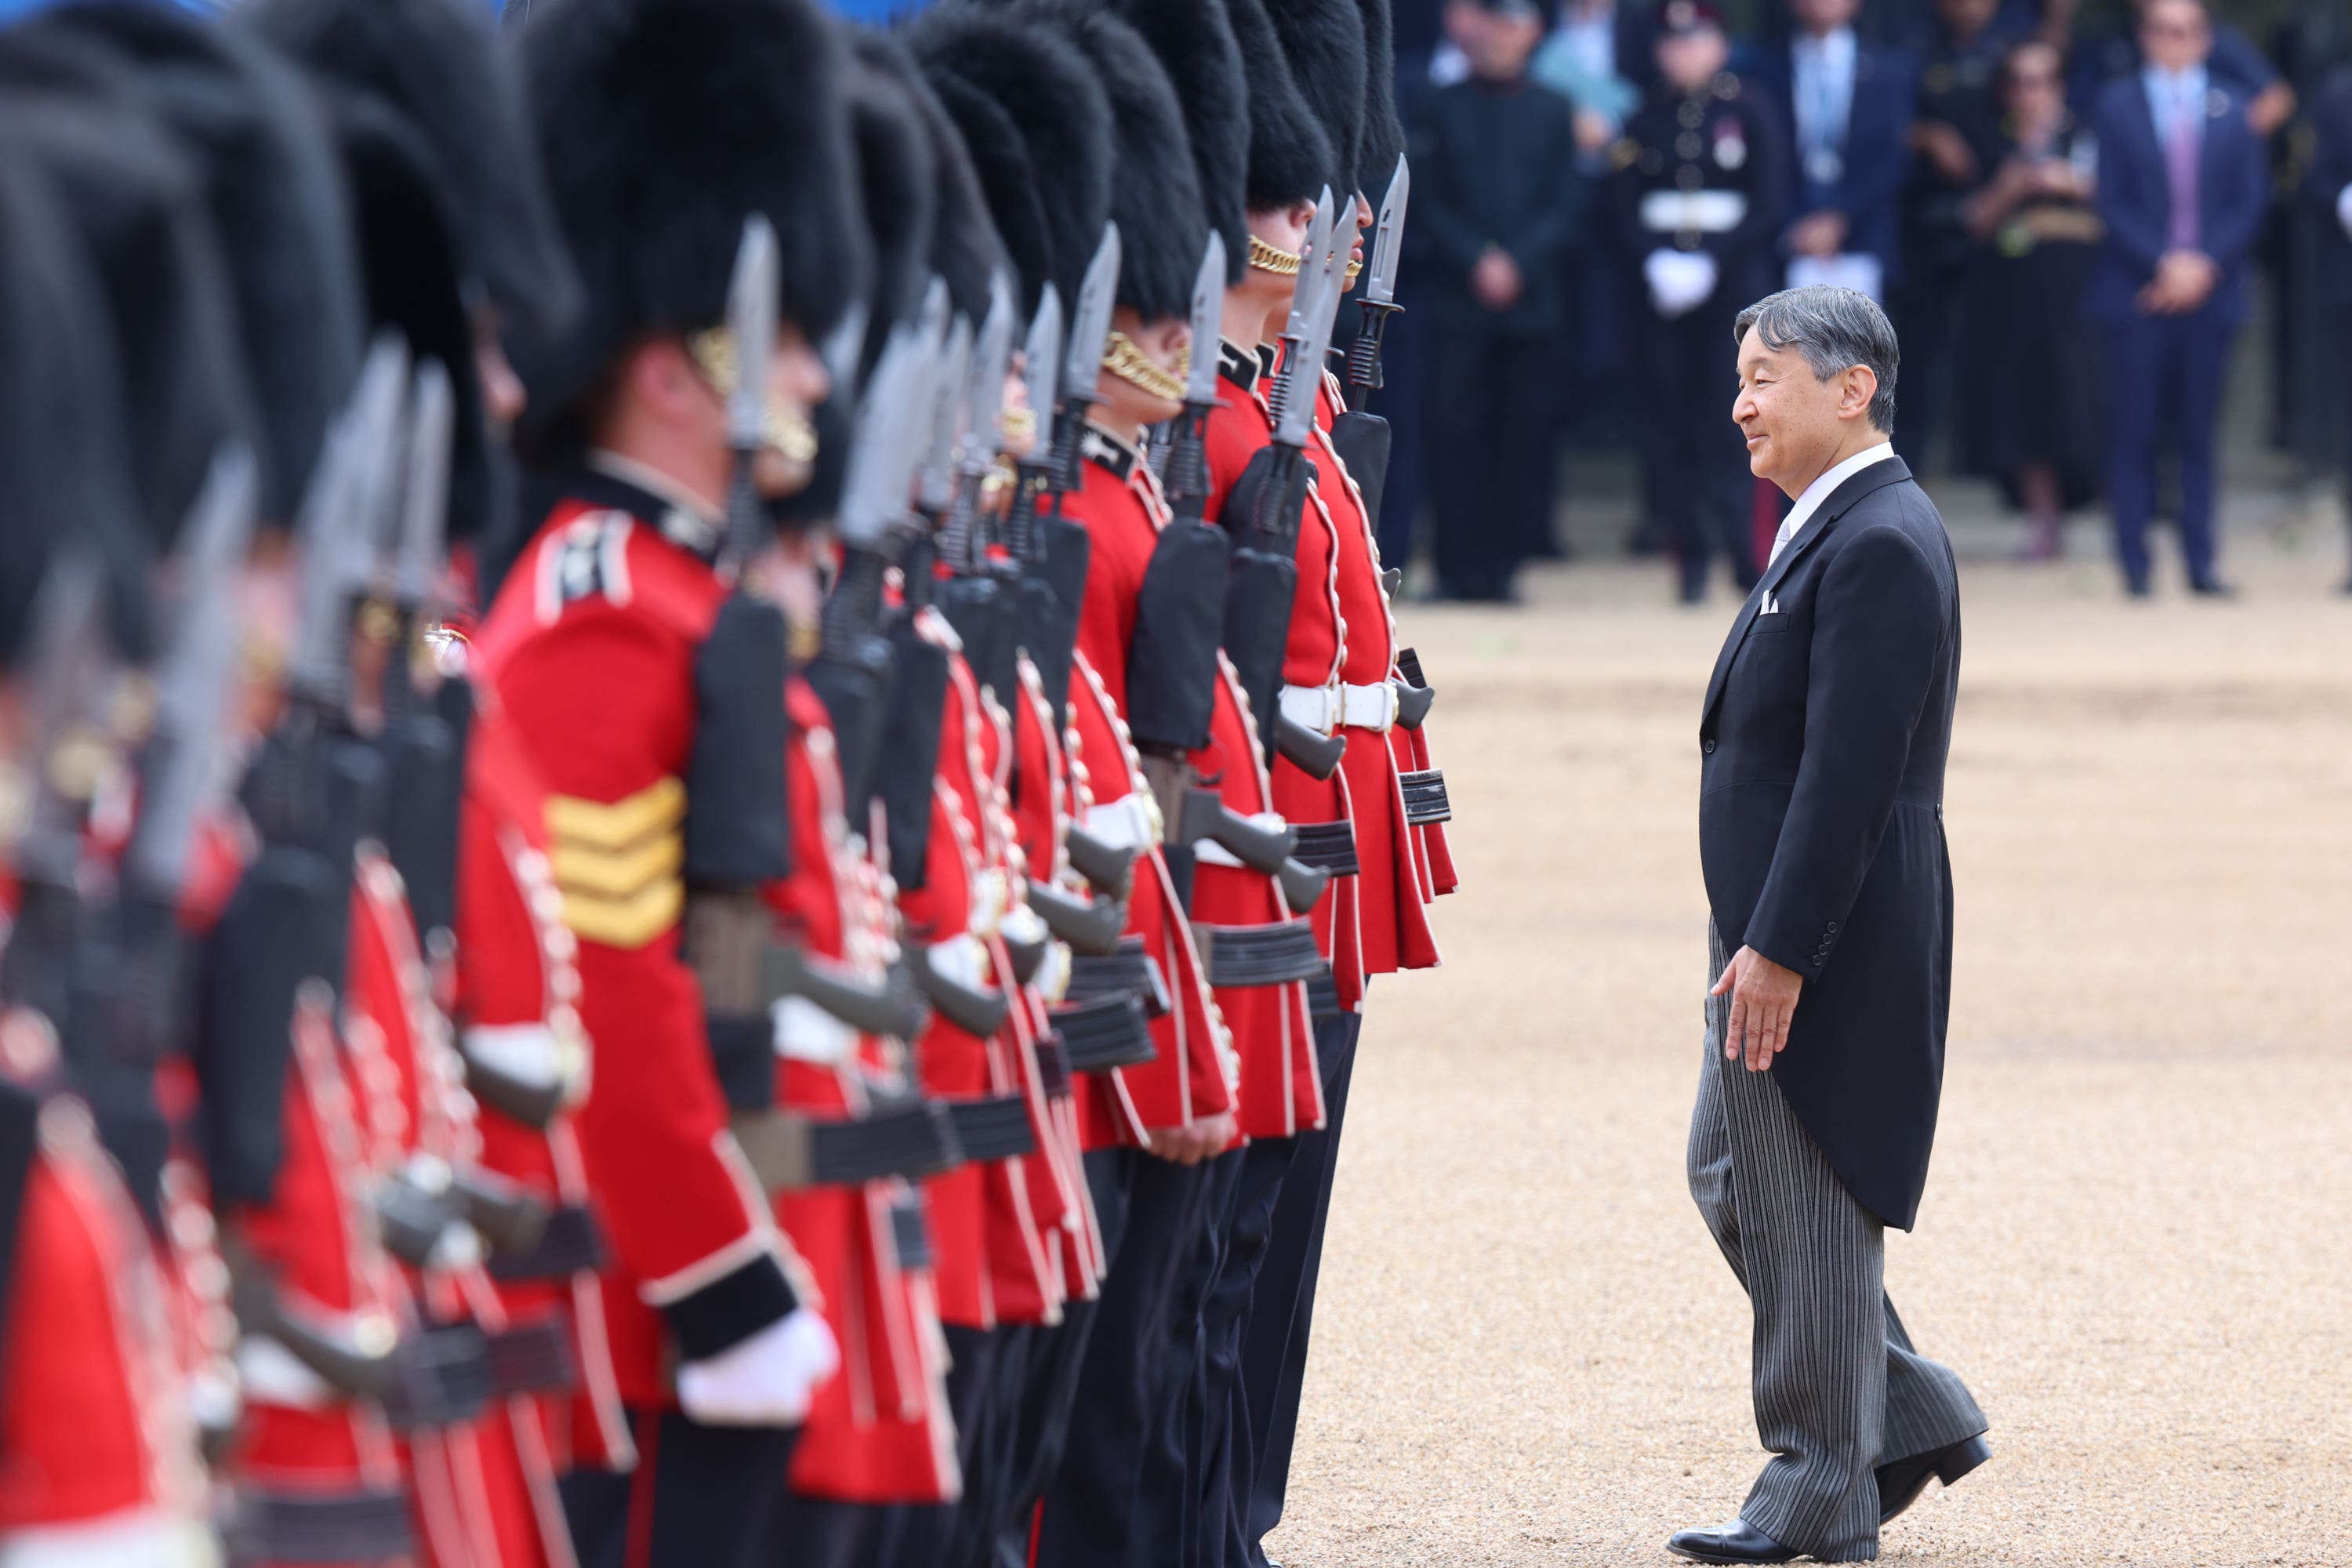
[2088,0,2270,597]
[1752,0,1915,302]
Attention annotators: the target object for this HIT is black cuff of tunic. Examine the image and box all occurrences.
[660,1254,799,1362]
[706,1014,775,1112]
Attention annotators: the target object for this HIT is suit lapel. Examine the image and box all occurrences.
[1699,456,1915,731]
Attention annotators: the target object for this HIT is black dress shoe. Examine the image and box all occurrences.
[2123,576,2152,599]
[2188,576,2237,597]
[1877,1432,1991,1525]
[1665,1520,1798,1564]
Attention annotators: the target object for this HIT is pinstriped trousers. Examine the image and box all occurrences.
[1688,923,1987,1562]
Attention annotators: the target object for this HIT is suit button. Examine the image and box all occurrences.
[1827,922,1838,933]
[1702,739,1717,754]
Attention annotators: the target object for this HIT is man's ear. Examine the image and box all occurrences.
[1842,365,1879,423]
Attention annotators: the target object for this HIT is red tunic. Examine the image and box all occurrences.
[1311,375,1443,976]
[1060,434,1237,1130]
[470,468,812,1413]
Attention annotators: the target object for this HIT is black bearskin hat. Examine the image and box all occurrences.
[991,2,1205,322]
[907,5,1111,315]
[323,93,496,546]
[34,1,365,527]
[238,0,581,343]
[0,32,259,555]
[1352,0,1403,201]
[510,0,869,463]
[844,48,938,346]
[1112,0,1250,286]
[1261,0,1365,208]
[853,31,1006,325]
[1227,0,1334,213]
[0,123,140,670]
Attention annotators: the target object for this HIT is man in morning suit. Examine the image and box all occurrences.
[1668,285,1987,1566]
[2087,0,2270,598]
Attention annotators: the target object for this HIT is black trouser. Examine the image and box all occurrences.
[1632,289,1756,597]
[560,1410,799,1568]
[877,1321,1004,1568]
[988,1149,1137,1568]
[1892,256,1965,473]
[1033,1149,1221,1568]
[1423,327,1559,598]
[1238,1008,1364,1564]
[1136,1148,1247,1568]
[1202,1132,1303,1568]
[769,1493,882,1568]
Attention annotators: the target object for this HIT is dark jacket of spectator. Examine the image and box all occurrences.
[1410,73,1588,335]
[2085,73,2268,322]
[1751,32,1918,286]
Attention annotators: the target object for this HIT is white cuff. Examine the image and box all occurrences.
[461,1022,575,1092]
[1083,794,1158,851]
[1193,811,1290,870]
[674,1305,840,1428]
[772,994,858,1065]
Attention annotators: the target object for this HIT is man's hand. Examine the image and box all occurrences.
[1573,107,1616,154]
[1911,121,1979,186]
[2138,249,2219,314]
[1711,945,1803,1073]
[1788,209,1849,259]
[1145,1112,1239,1166]
[1470,245,1523,310]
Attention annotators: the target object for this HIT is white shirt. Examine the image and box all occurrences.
[1767,441,1895,567]
[2140,63,2209,148]
[1791,27,1859,160]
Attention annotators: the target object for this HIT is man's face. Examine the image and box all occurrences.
[1098,307,1190,428]
[752,321,830,499]
[1793,0,1859,34]
[2140,0,2210,72]
[1936,0,1998,38]
[1658,27,1730,92]
[1731,326,1868,492]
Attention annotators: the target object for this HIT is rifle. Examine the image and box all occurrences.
[1330,157,1409,543]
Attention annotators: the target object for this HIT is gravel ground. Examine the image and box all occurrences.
[1268,499,2352,1567]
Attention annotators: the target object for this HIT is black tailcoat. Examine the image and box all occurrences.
[1697,454,1960,1231]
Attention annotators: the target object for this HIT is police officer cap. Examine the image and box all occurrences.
[1658,0,1729,35]
[508,0,870,465]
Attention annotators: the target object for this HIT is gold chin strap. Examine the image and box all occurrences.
[1248,236,1302,276]
[1101,332,1188,403]
[1344,258,1363,285]
[688,326,817,463]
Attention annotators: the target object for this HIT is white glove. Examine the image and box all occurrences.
[1644,248,1719,318]
[675,1305,840,1427]
[2337,182,2352,241]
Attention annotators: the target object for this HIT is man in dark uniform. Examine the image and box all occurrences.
[1608,0,1789,603]
[2303,60,2352,592]
[1893,0,2015,470]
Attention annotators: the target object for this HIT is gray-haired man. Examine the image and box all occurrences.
[1670,286,1988,1565]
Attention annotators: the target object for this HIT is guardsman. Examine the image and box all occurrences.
[0,115,220,1568]
[1606,0,1790,604]
[471,0,863,1559]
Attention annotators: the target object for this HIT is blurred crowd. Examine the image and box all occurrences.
[1372,0,2352,601]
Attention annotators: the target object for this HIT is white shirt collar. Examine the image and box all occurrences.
[1768,441,1895,566]
[1794,26,1857,74]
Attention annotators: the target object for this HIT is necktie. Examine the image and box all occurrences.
[2165,86,2201,250]
[1769,515,1796,567]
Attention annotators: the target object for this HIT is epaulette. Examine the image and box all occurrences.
[546,775,687,949]
[1608,136,1641,172]
[532,509,635,626]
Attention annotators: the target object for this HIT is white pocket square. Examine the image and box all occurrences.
[1759,594,1781,615]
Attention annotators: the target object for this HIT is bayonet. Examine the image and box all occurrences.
[1043,224,1121,498]
[942,273,1017,572]
[289,336,410,713]
[1266,189,1334,433]
[122,444,260,906]
[720,214,780,571]
[1005,285,1063,561]
[914,312,973,520]
[1346,155,1411,400]
[1162,230,1227,523]
[818,297,870,408]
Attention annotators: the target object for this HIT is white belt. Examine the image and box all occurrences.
[1279,681,1397,735]
[462,1022,578,1093]
[772,995,858,1065]
[1083,793,1160,851]
[1193,811,1287,870]
[0,1507,220,1568]
[1639,190,1749,234]
[999,902,1047,952]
